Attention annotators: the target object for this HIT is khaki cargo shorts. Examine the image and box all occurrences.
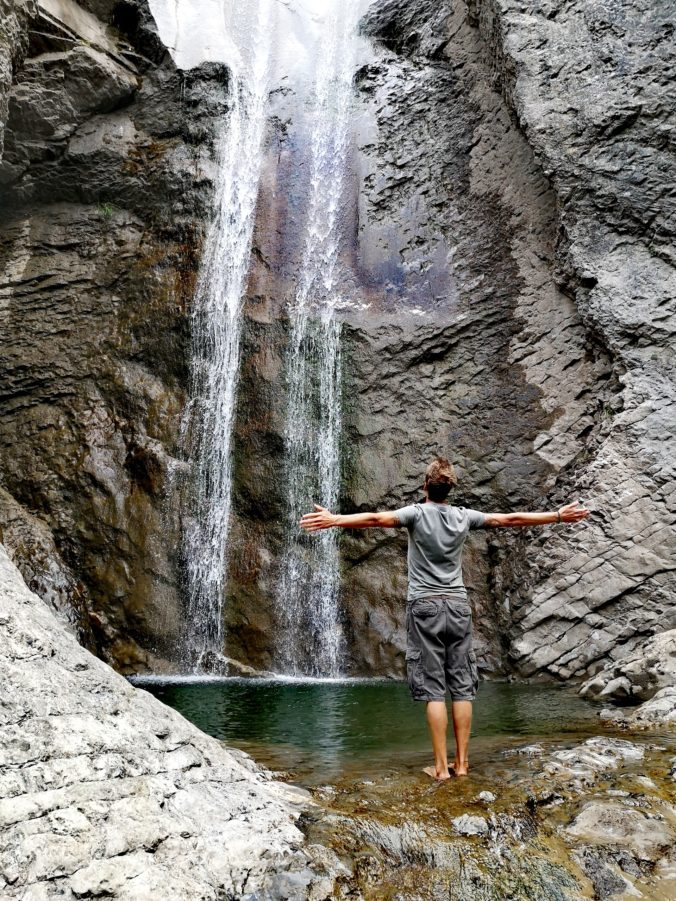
[405,594,479,702]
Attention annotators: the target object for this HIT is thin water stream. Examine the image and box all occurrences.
[179,0,274,668]
[275,0,362,676]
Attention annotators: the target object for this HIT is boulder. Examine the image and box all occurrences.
[452,814,490,836]
[542,737,644,790]
[565,802,674,864]
[0,544,336,898]
[601,686,676,729]
[580,630,676,704]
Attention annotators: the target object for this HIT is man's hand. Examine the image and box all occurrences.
[557,500,590,523]
[300,505,337,532]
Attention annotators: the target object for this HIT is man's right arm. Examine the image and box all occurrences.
[300,505,401,532]
[484,500,589,528]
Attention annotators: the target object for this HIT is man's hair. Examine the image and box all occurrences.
[424,457,458,502]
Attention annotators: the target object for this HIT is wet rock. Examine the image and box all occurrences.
[0,0,228,669]
[0,544,335,898]
[452,814,489,836]
[356,818,461,868]
[580,630,676,704]
[504,744,545,758]
[572,848,631,900]
[603,686,676,728]
[565,801,674,864]
[477,790,496,803]
[544,737,645,789]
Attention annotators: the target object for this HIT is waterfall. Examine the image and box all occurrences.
[275,0,361,676]
[181,0,273,669]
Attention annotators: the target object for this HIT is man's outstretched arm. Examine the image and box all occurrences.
[484,500,589,527]
[300,505,399,532]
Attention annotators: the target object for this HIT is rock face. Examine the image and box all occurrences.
[0,0,228,669]
[226,0,613,676]
[0,543,336,899]
[469,0,676,680]
[0,0,674,681]
[580,630,676,704]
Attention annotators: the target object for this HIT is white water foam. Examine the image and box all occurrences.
[128,673,391,686]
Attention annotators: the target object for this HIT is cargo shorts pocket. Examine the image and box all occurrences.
[468,649,479,696]
[406,648,424,696]
[410,598,439,619]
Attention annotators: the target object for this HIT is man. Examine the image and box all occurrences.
[300,457,590,781]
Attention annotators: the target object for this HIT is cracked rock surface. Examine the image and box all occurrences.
[0,544,336,900]
[471,0,676,679]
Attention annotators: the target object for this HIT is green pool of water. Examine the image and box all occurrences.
[132,676,609,784]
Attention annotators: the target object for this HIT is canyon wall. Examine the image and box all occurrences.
[0,0,217,668]
[0,0,673,679]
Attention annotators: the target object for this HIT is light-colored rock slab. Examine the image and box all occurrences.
[452,814,489,837]
[565,802,674,863]
[0,545,333,899]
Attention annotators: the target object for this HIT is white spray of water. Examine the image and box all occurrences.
[275,0,361,676]
[182,0,273,668]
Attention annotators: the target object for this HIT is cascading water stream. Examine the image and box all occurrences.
[181,0,273,670]
[275,0,362,676]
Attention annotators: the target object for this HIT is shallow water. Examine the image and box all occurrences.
[132,677,611,784]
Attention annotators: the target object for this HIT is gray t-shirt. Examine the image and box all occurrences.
[394,502,487,599]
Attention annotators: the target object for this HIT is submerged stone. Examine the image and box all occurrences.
[565,802,674,863]
[452,814,489,836]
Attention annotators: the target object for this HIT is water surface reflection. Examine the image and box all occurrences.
[133,678,607,783]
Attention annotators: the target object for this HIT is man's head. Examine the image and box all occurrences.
[423,457,458,503]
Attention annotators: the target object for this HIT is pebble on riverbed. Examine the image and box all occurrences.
[452,814,489,836]
[503,744,545,758]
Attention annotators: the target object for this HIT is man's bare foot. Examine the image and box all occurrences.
[423,765,451,781]
[451,762,469,776]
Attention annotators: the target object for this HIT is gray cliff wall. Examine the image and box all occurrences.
[470,0,676,677]
[0,0,673,680]
[0,0,225,669]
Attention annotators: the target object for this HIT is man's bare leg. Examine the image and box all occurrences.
[451,700,472,775]
[422,700,451,780]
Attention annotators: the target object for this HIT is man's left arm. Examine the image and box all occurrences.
[480,501,589,528]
